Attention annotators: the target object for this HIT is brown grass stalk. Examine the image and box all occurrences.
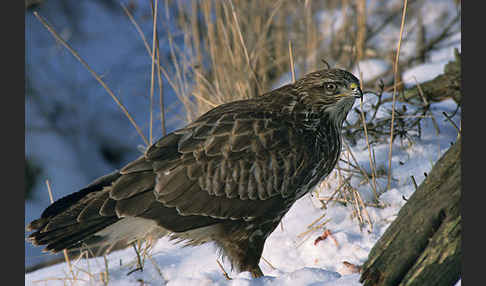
[102,255,110,285]
[307,213,327,230]
[156,38,166,137]
[356,66,379,202]
[149,0,159,144]
[216,260,231,280]
[289,40,296,83]
[386,0,408,190]
[354,189,373,232]
[352,190,364,226]
[123,0,188,127]
[147,0,167,138]
[147,254,167,284]
[342,141,373,192]
[356,0,367,62]
[261,256,277,270]
[121,2,179,126]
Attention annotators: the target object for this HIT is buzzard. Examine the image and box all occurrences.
[27,68,362,278]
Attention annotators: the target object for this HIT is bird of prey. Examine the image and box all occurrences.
[27,68,363,278]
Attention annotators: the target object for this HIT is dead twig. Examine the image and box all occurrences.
[442,111,461,136]
[261,256,276,270]
[216,260,232,280]
[410,175,418,192]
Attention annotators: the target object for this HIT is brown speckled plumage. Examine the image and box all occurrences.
[26,68,362,277]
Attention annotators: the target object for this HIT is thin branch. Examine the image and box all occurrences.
[155,32,167,137]
[342,141,374,195]
[216,260,232,280]
[121,2,179,106]
[45,179,54,204]
[356,66,379,202]
[442,111,461,136]
[386,0,408,190]
[410,175,418,191]
[261,256,276,270]
[289,40,296,83]
[103,255,110,285]
[149,0,159,145]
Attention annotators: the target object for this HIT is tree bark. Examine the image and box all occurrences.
[360,50,461,286]
[360,137,461,286]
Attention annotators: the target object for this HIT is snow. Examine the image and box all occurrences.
[25,1,461,285]
[402,31,461,86]
[352,59,391,83]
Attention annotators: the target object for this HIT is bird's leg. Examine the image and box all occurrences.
[216,239,265,279]
[250,265,264,278]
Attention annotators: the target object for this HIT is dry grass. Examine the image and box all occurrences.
[159,0,339,121]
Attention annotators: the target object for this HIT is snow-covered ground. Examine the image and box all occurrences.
[25,1,461,285]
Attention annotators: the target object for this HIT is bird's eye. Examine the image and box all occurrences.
[324,83,337,91]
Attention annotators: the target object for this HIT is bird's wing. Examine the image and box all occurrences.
[27,97,312,250]
[131,99,313,223]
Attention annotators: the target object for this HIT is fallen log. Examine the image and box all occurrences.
[360,137,461,286]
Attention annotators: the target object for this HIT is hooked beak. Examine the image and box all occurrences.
[349,83,363,100]
[351,88,363,103]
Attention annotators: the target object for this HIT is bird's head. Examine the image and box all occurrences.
[293,68,363,125]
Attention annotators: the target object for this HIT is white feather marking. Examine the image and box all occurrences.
[94,217,166,245]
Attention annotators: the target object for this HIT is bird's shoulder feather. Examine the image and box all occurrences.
[137,95,313,220]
